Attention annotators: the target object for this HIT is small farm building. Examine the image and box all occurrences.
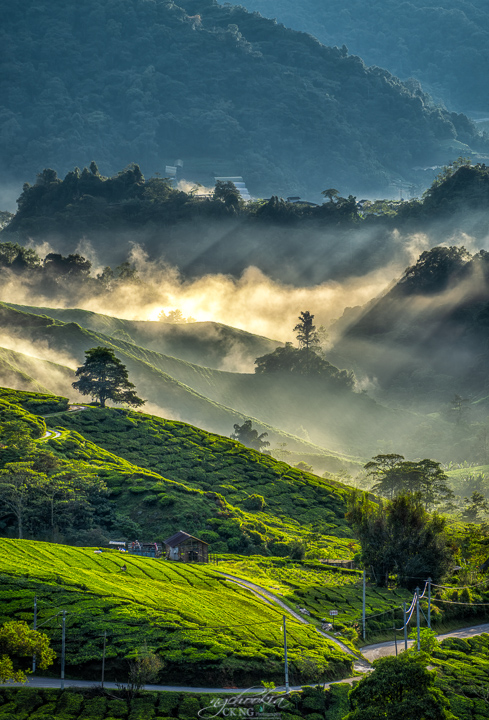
[164,530,209,563]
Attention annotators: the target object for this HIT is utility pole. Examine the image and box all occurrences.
[32,596,37,673]
[61,610,66,690]
[403,602,408,651]
[416,587,420,651]
[101,631,107,688]
[428,578,431,629]
[283,616,289,693]
[362,570,366,641]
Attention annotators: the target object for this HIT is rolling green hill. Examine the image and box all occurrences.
[0,539,352,685]
[0,388,356,552]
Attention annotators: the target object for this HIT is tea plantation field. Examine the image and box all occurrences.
[215,556,413,642]
[1,388,357,553]
[0,540,353,686]
[47,406,356,551]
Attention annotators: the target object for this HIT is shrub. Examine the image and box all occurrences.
[178,696,201,718]
[243,494,266,510]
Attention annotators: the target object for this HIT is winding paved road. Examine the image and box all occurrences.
[218,572,370,673]
[361,621,489,661]
[39,429,62,441]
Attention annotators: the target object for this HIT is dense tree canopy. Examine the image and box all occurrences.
[365,454,453,509]
[0,621,56,683]
[1,0,487,197]
[347,491,452,587]
[345,652,453,720]
[236,0,489,115]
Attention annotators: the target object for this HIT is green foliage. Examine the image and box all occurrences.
[0,621,55,683]
[347,491,452,587]
[73,347,144,409]
[345,652,454,719]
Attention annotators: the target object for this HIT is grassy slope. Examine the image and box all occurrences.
[3,303,281,371]
[0,539,352,686]
[213,555,413,634]
[47,406,356,549]
[0,345,74,395]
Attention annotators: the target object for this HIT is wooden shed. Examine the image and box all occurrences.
[163,530,209,563]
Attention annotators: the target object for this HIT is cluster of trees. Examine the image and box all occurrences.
[364,454,453,509]
[0,449,108,542]
[0,240,140,301]
[3,0,487,197]
[347,490,452,588]
[255,310,355,388]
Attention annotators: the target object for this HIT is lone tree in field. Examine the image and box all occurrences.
[73,347,145,408]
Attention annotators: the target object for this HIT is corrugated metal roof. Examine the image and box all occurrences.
[163,530,209,547]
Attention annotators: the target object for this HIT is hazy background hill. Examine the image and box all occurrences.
[4,304,280,372]
[233,0,489,117]
[0,300,469,465]
[331,245,489,417]
[1,0,487,203]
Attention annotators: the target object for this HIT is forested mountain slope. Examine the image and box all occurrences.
[1,0,486,198]
[332,245,489,409]
[234,0,489,115]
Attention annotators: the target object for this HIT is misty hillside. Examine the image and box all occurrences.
[4,303,280,372]
[1,0,487,199]
[234,0,489,115]
[0,301,463,464]
[332,245,489,408]
[0,303,363,469]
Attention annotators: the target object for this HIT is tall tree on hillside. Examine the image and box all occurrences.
[231,420,270,453]
[294,311,320,352]
[294,310,320,374]
[72,347,145,408]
